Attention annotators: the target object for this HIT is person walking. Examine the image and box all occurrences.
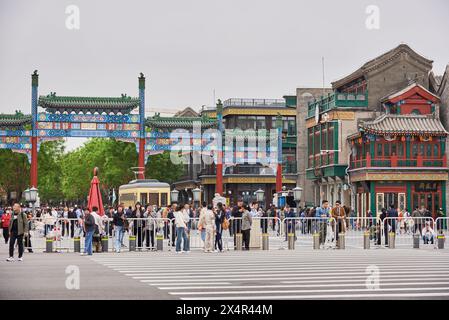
[112,205,126,253]
[231,198,244,249]
[215,202,226,252]
[167,203,177,247]
[198,202,207,250]
[411,206,422,235]
[68,207,77,238]
[6,203,28,262]
[387,204,398,235]
[181,204,191,252]
[131,202,145,250]
[61,207,70,238]
[331,200,346,247]
[24,212,34,253]
[145,205,159,250]
[315,200,331,247]
[241,205,252,250]
[1,208,11,244]
[200,204,216,253]
[174,204,189,253]
[81,208,95,256]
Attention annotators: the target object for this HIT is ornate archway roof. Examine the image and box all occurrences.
[359,114,448,136]
[0,113,32,128]
[38,93,140,114]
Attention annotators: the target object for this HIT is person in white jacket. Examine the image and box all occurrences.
[200,204,216,253]
[174,206,189,253]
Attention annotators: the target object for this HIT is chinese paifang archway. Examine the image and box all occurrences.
[0,71,284,196]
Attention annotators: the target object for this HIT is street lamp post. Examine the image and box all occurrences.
[255,188,265,210]
[24,187,38,216]
[192,187,201,216]
[170,189,179,204]
[293,186,303,215]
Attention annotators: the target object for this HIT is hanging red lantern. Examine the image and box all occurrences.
[401,136,406,142]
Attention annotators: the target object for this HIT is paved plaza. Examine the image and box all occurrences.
[1,239,449,300]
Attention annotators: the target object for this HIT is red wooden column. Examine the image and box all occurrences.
[215,100,224,195]
[138,138,145,179]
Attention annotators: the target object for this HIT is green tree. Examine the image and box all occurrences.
[38,140,65,203]
[0,149,29,203]
[145,151,184,184]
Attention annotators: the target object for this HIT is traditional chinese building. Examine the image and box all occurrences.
[347,83,448,218]
[145,108,217,204]
[303,44,448,217]
[200,97,297,207]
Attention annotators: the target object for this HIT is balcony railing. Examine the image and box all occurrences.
[308,153,336,168]
[350,156,447,169]
[307,91,368,118]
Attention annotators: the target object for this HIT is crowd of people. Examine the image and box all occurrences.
[0,198,446,259]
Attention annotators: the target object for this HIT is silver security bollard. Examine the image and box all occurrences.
[46,238,54,253]
[74,237,81,253]
[262,233,269,250]
[129,235,136,251]
[338,233,345,249]
[313,233,320,249]
[287,233,295,250]
[413,233,420,249]
[388,232,395,249]
[438,233,445,249]
[101,236,109,252]
[363,231,370,249]
[156,234,164,251]
[235,233,243,251]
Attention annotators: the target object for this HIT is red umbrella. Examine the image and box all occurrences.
[87,167,104,216]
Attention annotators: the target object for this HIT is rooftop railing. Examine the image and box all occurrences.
[307,91,368,118]
[224,98,286,108]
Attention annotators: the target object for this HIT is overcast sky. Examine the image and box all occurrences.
[1,0,448,151]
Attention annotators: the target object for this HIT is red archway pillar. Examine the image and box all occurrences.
[276,163,282,192]
[138,138,145,179]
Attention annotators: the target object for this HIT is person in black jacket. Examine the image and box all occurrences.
[132,202,145,250]
[387,204,398,234]
[377,208,387,246]
[231,198,244,249]
[167,203,177,247]
[113,205,126,252]
[82,208,95,256]
[68,208,77,238]
[215,202,226,252]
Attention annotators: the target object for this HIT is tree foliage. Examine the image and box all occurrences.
[1,138,185,204]
[0,149,30,202]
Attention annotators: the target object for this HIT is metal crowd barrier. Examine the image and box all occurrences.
[345,217,377,249]
[19,214,447,253]
[281,217,337,249]
[126,217,171,251]
[381,217,436,248]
